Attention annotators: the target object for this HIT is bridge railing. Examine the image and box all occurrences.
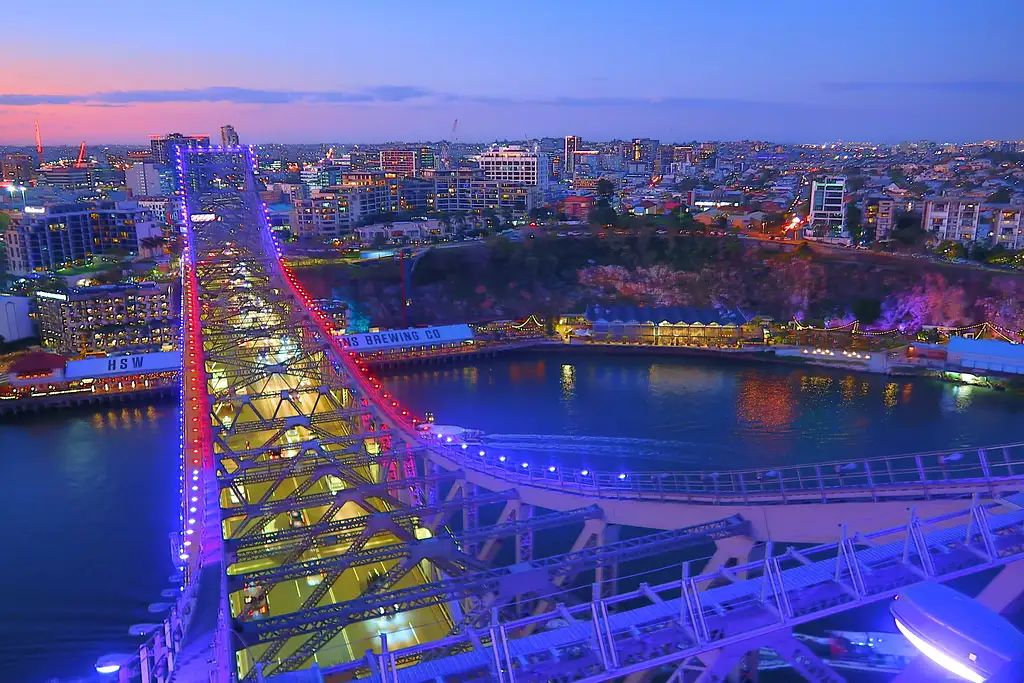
[427,439,1024,503]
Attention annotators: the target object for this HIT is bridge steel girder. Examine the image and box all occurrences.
[179,148,463,681]
[243,515,749,676]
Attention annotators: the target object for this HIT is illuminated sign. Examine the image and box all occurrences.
[337,324,473,352]
[35,291,68,301]
[190,213,217,223]
[24,206,46,214]
[65,351,180,380]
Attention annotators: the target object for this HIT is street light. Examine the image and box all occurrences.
[891,583,1024,683]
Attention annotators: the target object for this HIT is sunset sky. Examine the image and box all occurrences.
[2,0,1022,145]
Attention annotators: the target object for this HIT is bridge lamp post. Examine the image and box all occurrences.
[892,583,1024,683]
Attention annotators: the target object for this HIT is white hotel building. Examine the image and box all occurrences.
[477,146,549,190]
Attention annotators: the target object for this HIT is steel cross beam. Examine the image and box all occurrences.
[231,504,604,593]
[244,515,749,675]
[227,489,518,561]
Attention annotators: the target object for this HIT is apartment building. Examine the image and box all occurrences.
[864,196,895,241]
[4,200,161,274]
[290,185,388,238]
[922,196,980,243]
[988,204,1024,250]
[433,169,538,214]
[35,283,175,355]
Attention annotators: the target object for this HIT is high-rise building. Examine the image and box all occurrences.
[805,176,849,244]
[379,149,419,176]
[418,147,436,171]
[673,146,696,165]
[220,124,239,147]
[4,200,161,274]
[35,283,175,355]
[478,146,548,189]
[631,138,659,164]
[2,154,35,184]
[922,196,980,243]
[564,136,581,174]
[125,162,163,197]
[150,133,211,165]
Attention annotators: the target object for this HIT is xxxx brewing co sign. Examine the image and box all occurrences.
[336,324,473,352]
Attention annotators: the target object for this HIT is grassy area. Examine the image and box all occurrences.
[55,260,121,276]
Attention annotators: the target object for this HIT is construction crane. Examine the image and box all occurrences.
[34,120,43,166]
[75,142,87,169]
[452,118,458,142]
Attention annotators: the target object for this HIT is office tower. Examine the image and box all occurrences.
[150,133,211,165]
[807,176,849,244]
[379,149,419,176]
[631,138,659,164]
[2,154,35,184]
[125,162,163,197]
[564,136,581,174]
[220,125,240,147]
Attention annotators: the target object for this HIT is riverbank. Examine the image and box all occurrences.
[0,384,177,418]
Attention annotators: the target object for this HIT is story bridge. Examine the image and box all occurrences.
[110,147,1024,683]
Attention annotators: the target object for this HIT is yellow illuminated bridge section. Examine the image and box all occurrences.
[183,173,451,678]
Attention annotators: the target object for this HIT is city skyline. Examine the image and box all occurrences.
[3,0,1023,145]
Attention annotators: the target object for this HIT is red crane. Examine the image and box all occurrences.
[75,142,87,168]
[34,120,43,165]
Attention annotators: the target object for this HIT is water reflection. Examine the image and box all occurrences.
[736,371,795,430]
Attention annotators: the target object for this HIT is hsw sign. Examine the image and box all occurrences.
[65,351,181,380]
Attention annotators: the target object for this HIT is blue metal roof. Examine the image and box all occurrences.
[948,336,1024,360]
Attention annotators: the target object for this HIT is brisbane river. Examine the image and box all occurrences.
[3,352,1024,682]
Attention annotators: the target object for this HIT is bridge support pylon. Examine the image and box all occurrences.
[700,535,756,579]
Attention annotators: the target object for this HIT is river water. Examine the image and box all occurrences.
[0,404,180,683]
[4,352,1023,681]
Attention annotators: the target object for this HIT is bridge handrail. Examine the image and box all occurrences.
[425,439,1024,504]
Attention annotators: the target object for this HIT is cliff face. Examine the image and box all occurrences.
[295,236,1024,332]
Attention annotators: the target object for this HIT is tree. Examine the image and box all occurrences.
[595,178,615,201]
[988,187,1012,204]
[845,202,863,243]
[891,213,926,247]
[852,297,882,325]
[792,242,813,260]
[589,204,618,227]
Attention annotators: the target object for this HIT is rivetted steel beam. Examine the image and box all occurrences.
[246,515,749,675]
[221,470,463,520]
[226,489,518,559]
[230,504,603,592]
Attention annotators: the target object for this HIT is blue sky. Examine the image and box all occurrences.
[2,0,1023,143]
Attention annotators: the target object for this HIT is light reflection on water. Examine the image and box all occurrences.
[0,403,180,683]
[383,352,1024,472]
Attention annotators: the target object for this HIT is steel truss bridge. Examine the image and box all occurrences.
[117,147,1024,683]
